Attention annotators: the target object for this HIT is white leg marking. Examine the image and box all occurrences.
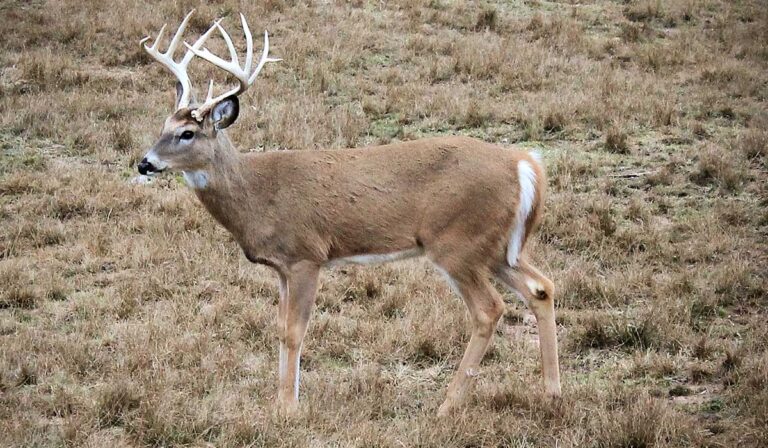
[182,170,209,189]
[279,343,287,380]
[507,159,537,266]
[293,343,302,401]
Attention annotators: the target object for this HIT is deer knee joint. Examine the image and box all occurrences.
[525,271,554,301]
[525,278,549,301]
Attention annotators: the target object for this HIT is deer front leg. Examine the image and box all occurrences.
[276,261,319,414]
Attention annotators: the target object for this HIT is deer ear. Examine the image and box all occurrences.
[210,96,240,130]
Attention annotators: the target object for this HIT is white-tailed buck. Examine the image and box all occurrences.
[138,10,561,416]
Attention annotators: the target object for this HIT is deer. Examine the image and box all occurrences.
[137,10,561,416]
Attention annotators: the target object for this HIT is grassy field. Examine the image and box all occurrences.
[1,0,767,446]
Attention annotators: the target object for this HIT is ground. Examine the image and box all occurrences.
[1,0,767,447]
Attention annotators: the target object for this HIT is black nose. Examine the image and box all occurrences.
[137,158,156,175]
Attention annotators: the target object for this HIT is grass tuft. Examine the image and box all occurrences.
[96,381,141,428]
[13,364,38,387]
[604,127,629,154]
[571,314,662,353]
[690,145,746,192]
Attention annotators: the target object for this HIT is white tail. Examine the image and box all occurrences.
[137,11,561,416]
[507,157,540,266]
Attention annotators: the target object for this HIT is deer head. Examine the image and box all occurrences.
[137,10,280,177]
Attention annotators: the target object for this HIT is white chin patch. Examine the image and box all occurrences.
[183,170,209,189]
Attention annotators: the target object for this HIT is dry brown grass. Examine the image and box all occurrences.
[1,0,767,446]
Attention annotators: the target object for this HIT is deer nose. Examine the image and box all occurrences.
[137,158,156,175]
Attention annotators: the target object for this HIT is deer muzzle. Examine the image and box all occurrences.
[137,157,165,175]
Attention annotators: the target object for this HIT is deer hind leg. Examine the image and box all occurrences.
[434,265,505,417]
[495,257,561,397]
[276,261,320,414]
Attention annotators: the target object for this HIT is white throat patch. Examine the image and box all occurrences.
[182,171,209,190]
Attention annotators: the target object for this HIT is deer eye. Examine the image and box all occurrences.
[179,130,195,141]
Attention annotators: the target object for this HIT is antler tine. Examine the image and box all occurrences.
[181,19,222,68]
[216,22,240,67]
[141,23,166,51]
[249,31,283,85]
[205,79,214,102]
[186,14,280,121]
[166,10,193,58]
[242,14,254,74]
[185,31,244,80]
[141,10,221,110]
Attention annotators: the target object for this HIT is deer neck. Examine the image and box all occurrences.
[182,131,239,188]
[183,132,257,239]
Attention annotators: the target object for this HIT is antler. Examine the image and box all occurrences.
[140,10,219,110]
[185,14,281,121]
